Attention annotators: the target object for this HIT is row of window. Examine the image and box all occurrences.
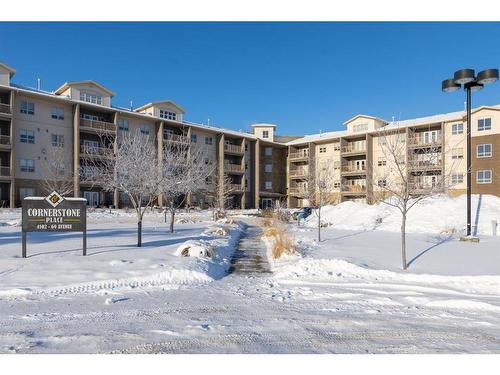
[18,129,65,147]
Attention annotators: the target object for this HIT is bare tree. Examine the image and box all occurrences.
[297,157,337,242]
[40,145,73,196]
[159,137,214,232]
[208,171,239,220]
[81,130,162,247]
[374,123,462,270]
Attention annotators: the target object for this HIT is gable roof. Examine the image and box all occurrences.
[343,114,388,125]
[54,80,116,97]
[135,100,186,114]
[0,62,16,77]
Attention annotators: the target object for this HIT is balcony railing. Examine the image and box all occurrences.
[225,163,244,173]
[0,166,10,177]
[229,183,243,192]
[341,164,366,173]
[289,185,308,195]
[407,182,443,194]
[407,159,442,170]
[408,135,442,147]
[341,145,366,154]
[0,103,11,115]
[289,150,309,160]
[289,167,309,177]
[224,144,244,154]
[0,135,11,146]
[80,118,116,132]
[80,144,114,158]
[341,184,367,193]
[164,133,189,143]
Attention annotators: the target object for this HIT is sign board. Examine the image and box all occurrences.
[22,191,87,258]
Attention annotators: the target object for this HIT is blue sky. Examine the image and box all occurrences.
[1,22,500,135]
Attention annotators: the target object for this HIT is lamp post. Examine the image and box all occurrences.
[442,68,499,238]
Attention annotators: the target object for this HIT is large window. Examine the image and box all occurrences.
[319,146,327,153]
[20,100,35,115]
[451,123,463,135]
[205,136,213,145]
[477,144,492,158]
[118,119,129,131]
[140,124,150,135]
[451,173,464,185]
[353,123,368,132]
[478,118,491,132]
[20,159,35,173]
[477,170,492,184]
[19,129,35,144]
[51,107,64,120]
[51,134,64,147]
[80,92,102,105]
[159,109,177,121]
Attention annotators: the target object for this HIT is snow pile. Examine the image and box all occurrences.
[305,194,500,235]
[273,257,500,296]
[175,240,213,258]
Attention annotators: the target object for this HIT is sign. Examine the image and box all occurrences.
[22,192,87,258]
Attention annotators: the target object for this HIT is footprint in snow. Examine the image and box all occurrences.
[104,296,130,305]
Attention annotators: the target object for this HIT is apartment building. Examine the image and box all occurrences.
[0,61,499,209]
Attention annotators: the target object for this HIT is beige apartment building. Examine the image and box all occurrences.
[0,61,499,209]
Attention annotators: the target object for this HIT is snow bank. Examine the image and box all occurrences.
[305,194,500,235]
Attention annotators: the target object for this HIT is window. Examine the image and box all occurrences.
[159,109,177,121]
[451,148,464,159]
[51,134,64,147]
[477,170,492,184]
[378,136,387,145]
[51,107,64,120]
[20,159,35,173]
[245,162,248,170]
[262,130,269,139]
[451,173,464,185]
[205,136,213,145]
[140,124,150,135]
[118,119,129,132]
[80,92,102,105]
[264,164,272,173]
[20,100,35,115]
[377,179,387,188]
[265,181,272,190]
[478,118,491,132]
[333,161,340,170]
[20,129,35,144]
[353,123,368,132]
[319,146,327,153]
[265,147,272,156]
[81,113,102,121]
[452,123,463,135]
[333,143,341,151]
[333,181,340,189]
[19,188,35,200]
[191,134,197,143]
[377,158,387,166]
[477,144,492,158]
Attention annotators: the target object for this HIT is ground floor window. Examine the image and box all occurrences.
[83,191,100,206]
[261,198,273,209]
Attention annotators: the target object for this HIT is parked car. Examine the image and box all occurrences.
[292,207,312,220]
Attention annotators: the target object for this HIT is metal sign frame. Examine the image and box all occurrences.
[21,192,87,258]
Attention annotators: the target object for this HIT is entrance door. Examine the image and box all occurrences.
[83,191,99,207]
[261,198,273,209]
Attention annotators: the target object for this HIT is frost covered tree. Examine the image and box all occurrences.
[209,171,239,220]
[40,146,73,197]
[81,130,162,247]
[297,157,336,242]
[159,137,214,232]
[374,123,461,270]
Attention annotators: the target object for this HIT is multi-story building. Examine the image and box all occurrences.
[0,61,499,209]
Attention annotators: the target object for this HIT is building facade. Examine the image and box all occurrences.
[0,62,499,209]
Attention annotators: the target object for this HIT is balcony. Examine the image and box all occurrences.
[229,183,244,193]
[341,144,366,156]
[0,166,10,177]
[407,159,442,171]
[341,164,366,176]
[341,184,367,194]
[408,134,442,148]
[224,144,244,155]
[225,163,244,174]
[80,144,114,158]
[289,150,309,161]
[289,185,308,196]
[0,135,11,149]
[164,133,189,144]
[80,118,116,133]
[289,167,308,178]
[407,182,444,195]
[0,103,11,116]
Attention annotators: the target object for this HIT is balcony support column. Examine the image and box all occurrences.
[157,121,164,207]
[73,104,80,198]
[113,112,119,209]
[254,140,260,209]
[217,134,225,209]
[9,91,15,207]
[241,139,246,209]
[186,127,192,207]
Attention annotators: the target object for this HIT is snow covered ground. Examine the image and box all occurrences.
[0,198,500,353]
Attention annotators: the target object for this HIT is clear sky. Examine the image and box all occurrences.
[1,22,500,135]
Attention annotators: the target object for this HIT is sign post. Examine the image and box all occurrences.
[22,191,87,258]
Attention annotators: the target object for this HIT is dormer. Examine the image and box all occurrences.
[252,123,277,142]
[0,62,16,86]
[135,100,185,122]
[54,80,115,107]
[343,115,387,134]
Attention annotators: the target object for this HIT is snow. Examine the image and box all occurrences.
[304,194,500,235]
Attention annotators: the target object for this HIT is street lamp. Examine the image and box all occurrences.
[442,68,499,238]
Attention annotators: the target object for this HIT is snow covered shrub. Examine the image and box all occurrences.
[175,241,213,259]
[204,226,229,236]
[261,219,296,259]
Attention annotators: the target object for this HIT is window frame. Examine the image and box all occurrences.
[476,170,492,184]
[451,123,464,135]
[51,134,64,147]
[20,100,35,115]
[478,118,492,132]
[20,159,35,173]
[477,143,492,158]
